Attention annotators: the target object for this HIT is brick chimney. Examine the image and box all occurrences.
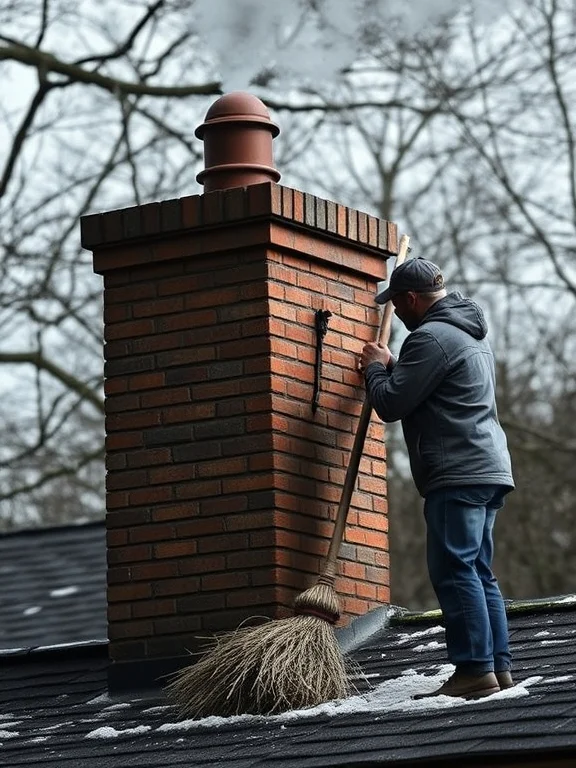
[81,92,398,685]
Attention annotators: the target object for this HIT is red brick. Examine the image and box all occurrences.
[162,402,215,425]
[106,469,148,491]
[377,585,391,602]
[152,502,199,522]
[226,586,277,609]
[108,604,132,622]
[105,491,130,512]
[107,544,152,565]
[132,296,184,317]
[108,583,152,602]
[105,318,154,341]
[127,448,172,468]
[198,495,248,516]
[356,582,378,600]
[154,540,197,559]
[106,453,127,471]
[201,572,251,591]
[107,410,161,432]
[129,486,174,505]
[105,433,143,453]
[152,576,200,597]
[175,518,223,538]
[195,456,247,478]
[153,615,202,636]
[197,532,249,553]
[104,378,128,395]
[175,480,222,500]
[177,592,226,613]
[105,283,156,304]
[128,372,165,391]
[107,566,130,584]
[107,508,150,528]
[132,599,176,619]
[108,619,154,640]
[359,511,388,532]
[129,525,176,544]
[130,561,179,580]
[148,465,194,485]
[107,529,128,547]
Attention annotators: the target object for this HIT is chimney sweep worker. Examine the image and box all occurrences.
[359,258,514,700]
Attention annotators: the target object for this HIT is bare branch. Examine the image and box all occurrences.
[0,42,221,97]
[0,352,104,413]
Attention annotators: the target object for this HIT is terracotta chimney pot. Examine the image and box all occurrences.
[195,91,281,192]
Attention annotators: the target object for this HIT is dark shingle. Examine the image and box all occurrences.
[0,523,106,648]
[0,605,575,766]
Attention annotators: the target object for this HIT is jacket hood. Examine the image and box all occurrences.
[419,291,487,340]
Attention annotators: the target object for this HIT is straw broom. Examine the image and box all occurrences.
[165,235,411,719]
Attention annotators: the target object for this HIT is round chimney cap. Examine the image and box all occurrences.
[195,91,279,139]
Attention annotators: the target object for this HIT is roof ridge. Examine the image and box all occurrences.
[0,519,104,539]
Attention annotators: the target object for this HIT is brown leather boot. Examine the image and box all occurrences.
[496,671,514,689]
[413,671,500,700]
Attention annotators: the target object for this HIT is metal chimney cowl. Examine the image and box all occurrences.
[195,91,281,192]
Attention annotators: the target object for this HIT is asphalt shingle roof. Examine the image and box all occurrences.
[1,603,575,767]
[0,523,106,649]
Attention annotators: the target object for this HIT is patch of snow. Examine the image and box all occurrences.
[101,703,132,712]
[555,595,576,604]
[0,731,19,738]
[412,641,446,652]
[155,668,544,730]
[86,725,151,739]
[349,673,380,680]
[0,722,21,729]
[534,631,551,637]
[39,722,71,732]
[395,625,444,645]
[50,586,79,598]
[29,736,50,743]
[31,640,105,652]
[23,606,42,616]
[541,639,572,645]
[86,693,110,706]
[0,714,15,721]
[142,706,170,715]
[545,676,573,683]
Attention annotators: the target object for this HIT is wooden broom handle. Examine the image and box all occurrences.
[319,234,410,583]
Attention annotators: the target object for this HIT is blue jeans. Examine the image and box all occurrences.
[424,484,512,676]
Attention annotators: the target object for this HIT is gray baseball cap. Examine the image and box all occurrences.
[375,258,445,304]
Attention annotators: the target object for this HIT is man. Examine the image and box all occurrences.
[360,257,514,700]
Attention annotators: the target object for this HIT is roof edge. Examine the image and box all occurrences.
[392,594,576,625]
[0,639,108,664]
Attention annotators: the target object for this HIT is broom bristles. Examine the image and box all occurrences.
[165,580,356,719]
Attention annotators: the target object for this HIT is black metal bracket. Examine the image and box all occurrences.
[312,309,332,413]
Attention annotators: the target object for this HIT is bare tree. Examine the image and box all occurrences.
[289,1,576,607]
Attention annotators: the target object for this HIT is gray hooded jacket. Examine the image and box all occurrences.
[364,292,514,497]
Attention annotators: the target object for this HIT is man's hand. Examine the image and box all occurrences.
[359,342,391,372]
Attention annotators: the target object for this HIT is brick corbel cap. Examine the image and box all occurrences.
[81,182,399,278]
